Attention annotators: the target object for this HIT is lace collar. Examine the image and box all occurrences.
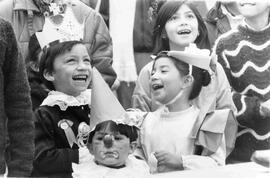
[41,89,91,111]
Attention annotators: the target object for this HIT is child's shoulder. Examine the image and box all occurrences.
[72,156,102,178]
[214,25,244,49]
[126,155,149,172]
[40,89,91,111]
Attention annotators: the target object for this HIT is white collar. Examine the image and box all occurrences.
[41,89,91,111]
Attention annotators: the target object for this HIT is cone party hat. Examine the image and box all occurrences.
[90,67,126,130]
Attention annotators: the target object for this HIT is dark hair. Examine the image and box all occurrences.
[26,33,42,67]
[26,33,43,83]
[152,0,210,54]
[153,52,211,100]
[39,40,85,90]
[88,120,138,144]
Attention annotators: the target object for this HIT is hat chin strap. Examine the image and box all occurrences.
[164,88,184,107]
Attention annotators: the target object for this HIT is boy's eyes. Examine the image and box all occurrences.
[94,135,124,141]
[84,58,91,63]
[66,58,75,63]
[169,15,178,21]
[114,136,123,141]
[65,58,91,64]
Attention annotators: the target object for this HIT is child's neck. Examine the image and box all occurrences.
[167,101,191,112]
[245,11,270,31]
[95,160,126,169]
[169,44,185,51]
[166,96,191,112]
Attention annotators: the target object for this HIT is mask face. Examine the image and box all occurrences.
[45,44,92,97]
[165,4,199,50]
[90,131,133,168]
[151,57,186,105]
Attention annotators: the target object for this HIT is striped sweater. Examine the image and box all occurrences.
[215,23,270,162]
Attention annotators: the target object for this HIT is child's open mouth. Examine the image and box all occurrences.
[72,74,88,82]
[177,29,191,35]
[239,2,256,6]
[101,151,119,159]
[152,83,164,91]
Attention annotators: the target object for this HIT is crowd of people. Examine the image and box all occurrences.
[0,0,269,177]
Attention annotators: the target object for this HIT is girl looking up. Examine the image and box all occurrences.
[137,48,237,173]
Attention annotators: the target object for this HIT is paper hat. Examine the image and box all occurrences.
[90,68,127,131]
[36,4,84,49]
[167,44,211,70]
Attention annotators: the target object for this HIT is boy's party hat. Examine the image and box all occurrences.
[36,4,84,49]
[90,68,127,131]
[167,44,211,70]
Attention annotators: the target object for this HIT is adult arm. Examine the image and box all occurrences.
[84,7,117,87]
[2,20,35,177]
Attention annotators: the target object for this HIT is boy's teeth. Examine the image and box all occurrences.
[73,75,87,81]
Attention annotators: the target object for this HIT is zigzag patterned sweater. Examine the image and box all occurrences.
[215,24,270,162]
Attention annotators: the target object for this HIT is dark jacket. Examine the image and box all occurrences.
[133,0,155,52]
[0,0,116,87]
[27,68,49,110]
[0,18,34,177]
[205,2,232,48]
[32,105,90,177]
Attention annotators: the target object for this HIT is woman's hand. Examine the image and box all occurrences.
[79,146,91,163]
[260,100,270,117]
[154,151,183,173]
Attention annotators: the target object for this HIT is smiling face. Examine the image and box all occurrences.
[165,4,199,50]
[44,43,92,96]
[90,131,134,167]
[237,1,270,18]
[151,56,186,104]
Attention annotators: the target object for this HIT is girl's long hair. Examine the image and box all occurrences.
[152,0,210,54]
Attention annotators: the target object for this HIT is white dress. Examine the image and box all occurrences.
[72,154,150,178]
[140,105,226,173]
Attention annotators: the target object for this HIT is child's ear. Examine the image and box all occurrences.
[88,143,94,155]
[183,75,194,88]
[128,141,137,154]
[29,61,39,72]
[43,70,55,81]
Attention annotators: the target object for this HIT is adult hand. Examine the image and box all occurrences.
[260,100,270,117]
[111,78,120,91]
[251,150,270,167]
[154,151,183,173]
[79,146,91,163]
